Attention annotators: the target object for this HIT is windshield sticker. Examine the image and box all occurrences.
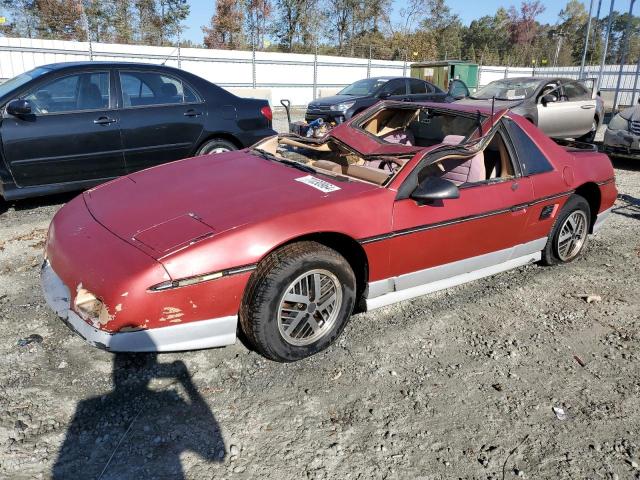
[295,175,341,193]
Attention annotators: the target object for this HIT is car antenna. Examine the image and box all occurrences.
[491,96,496,129]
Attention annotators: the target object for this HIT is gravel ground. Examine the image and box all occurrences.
[0,112,639,479]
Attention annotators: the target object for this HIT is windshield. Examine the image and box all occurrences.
[338,78,388,96]
[472,79,540,100]
[0,67,51,99]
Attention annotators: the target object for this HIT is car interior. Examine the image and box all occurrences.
[357,107,481,147]
[25,73,110,114]
[253,106,515,189]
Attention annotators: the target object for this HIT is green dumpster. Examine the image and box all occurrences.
[410,61,479,92]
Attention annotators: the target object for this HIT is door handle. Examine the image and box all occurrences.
[94,116,116,125]
[184,109,202,117]
[581,105,595,109]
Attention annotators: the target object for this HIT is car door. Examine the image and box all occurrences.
[559,80,597,137]
[386,124,536,286]
[536,80,593,138]
[379,79,408,101]
[1,70,124,187]
[116,69,206,172]
[407,78,437,102]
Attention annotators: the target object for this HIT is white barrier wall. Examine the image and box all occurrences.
[0,37,406,106]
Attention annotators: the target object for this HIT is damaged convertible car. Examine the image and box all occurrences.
[42,101,617,362]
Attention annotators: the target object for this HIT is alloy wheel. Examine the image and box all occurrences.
[277,269,342,346]
[557,210,588,261]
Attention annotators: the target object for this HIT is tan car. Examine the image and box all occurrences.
[456,77,602,141]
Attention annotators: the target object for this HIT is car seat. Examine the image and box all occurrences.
[77,83,104,110]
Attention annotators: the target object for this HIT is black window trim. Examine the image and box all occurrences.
[115,68,204,110]
[15,69,114,117]
[502,116,555,177]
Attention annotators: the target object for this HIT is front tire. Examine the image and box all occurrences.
[541,194,591,266]
[240,241,356,362]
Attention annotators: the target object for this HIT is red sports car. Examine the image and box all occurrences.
[41,101,617,362]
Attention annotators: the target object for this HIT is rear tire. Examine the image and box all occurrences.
[240,241,356,362]
[541,194,591,266]
[196,138,237,155]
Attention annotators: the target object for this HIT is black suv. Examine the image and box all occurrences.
[0,62,276,201]
[305,76,469,123]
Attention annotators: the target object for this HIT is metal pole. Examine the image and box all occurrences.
[597,0,615,91]
[403,49,407,76]
[81,1,93,61]
[367,45,372,78]
[504,66,509,79]
[631,57,640,105]
[177,28,181,68]
[252,33,256,89]
[313,42,318,100]
[612,0,636,110]
[579,0,595,79]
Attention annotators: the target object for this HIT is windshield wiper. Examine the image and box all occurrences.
[250,148,317,173]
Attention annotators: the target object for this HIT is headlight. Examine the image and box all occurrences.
[608,114,629,131]
[330,101,355,112]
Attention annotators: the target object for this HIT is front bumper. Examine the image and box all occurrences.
[41,261,237,352]
[603,128,640,154]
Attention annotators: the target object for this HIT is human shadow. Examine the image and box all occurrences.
[53,345,225,479]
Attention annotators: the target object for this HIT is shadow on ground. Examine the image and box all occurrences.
[613,193,640,221]
[610,155,640,172]
[53,347,225,479]
[0,191,77,215]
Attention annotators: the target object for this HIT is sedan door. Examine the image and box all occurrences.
[1,70,124,187]
[378,79,409,101]
[536,80,594,138]
[407,78,440,102]
[116,70,206,172]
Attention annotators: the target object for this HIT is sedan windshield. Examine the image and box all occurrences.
[0,67,51,99]
[338,78,388,96]
[472,79,540,100]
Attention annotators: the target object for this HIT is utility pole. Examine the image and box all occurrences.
[596,0,615,91]
[579,0,595,79]
[612,0,636,110]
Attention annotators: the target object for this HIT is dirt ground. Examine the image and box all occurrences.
[1,111,639,479]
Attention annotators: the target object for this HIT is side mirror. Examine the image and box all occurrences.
[410,176,460,202]
[448,79,469,99]
[378,92,391,100]
[6,99,32,116]
[541,94,557,107]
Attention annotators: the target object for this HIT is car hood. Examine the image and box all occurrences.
[309,94,365,107]
[83,151,378,259]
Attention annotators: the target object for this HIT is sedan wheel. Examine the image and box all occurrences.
[240,241,356,362]
[197,138,237,155]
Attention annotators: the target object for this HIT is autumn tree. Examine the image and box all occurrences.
[202,0,244,49]
[246,0,271,48]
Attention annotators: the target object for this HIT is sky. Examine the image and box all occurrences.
[181,0,621,44]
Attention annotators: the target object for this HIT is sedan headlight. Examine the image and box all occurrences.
[608,113,629,131]
[330,101,356,112]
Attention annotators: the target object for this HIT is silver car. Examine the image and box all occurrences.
[456,77,603,141]
[603,100,640,156]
